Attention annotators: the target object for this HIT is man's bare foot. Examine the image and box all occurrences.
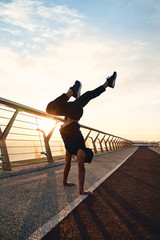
[63,182,76,186]
[79,191,93,195]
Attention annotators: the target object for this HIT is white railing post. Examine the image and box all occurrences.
[37,121,58,163]
[0,109,19,171]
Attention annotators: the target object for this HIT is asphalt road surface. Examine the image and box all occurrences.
[42,147,160,240]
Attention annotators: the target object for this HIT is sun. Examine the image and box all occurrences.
[37,117,63,137]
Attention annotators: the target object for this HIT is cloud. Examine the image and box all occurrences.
[0,0,85,54]
[1,34,159,106]
[0,0,160,141]
[11,40,24,47]
[0,0,85,32]
[37,4,85,24]
[0,0,38,31]
[0,27,20,35]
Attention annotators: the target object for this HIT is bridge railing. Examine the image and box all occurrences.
[0,97,132,171]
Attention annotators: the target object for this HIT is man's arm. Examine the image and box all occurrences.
[63,151,75,186]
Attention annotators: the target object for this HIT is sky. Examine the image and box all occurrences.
[0,0,160,142]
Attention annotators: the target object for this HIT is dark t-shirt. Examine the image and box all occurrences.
[60,121,86,155]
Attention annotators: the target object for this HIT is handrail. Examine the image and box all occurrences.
[0,97,131,142]
[0,97,133,171]
[0,97,63,121]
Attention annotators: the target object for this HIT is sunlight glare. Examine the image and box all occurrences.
[37,118,62,136]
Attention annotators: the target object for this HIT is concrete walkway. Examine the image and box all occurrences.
[0,147,136,240]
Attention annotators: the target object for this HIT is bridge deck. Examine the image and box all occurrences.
[0,147,160,240]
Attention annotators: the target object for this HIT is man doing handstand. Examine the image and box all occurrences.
[46,71,117,195]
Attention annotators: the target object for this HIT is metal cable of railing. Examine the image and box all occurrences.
[0,97,133,171]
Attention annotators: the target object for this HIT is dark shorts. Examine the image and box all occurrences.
[60,121,86,155]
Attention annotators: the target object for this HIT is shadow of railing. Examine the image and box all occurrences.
[0,97,133,171]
